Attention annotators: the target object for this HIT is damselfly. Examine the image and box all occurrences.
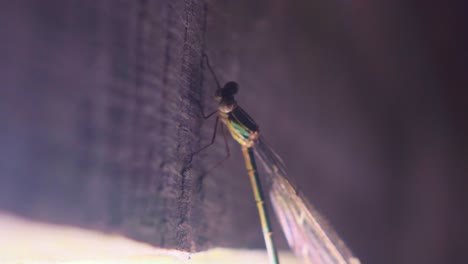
[199,53,360,264]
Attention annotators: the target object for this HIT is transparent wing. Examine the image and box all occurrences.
[254,137,360,264]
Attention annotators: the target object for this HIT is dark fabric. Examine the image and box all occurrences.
[0,1,466,263]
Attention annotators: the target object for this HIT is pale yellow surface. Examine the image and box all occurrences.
[0,212,298,264]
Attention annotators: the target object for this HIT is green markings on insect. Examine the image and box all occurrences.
[199,53,360,264]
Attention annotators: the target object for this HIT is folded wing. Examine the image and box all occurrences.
[254,137,360,264]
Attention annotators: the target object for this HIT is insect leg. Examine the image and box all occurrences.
[202,52,221,90]
[194,116,220,155]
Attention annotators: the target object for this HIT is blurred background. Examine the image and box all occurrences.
[0,1,466,264]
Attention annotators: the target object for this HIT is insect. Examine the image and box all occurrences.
[198,53,360,264]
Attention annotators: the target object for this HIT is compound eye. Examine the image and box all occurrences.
[222,81,238,97]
